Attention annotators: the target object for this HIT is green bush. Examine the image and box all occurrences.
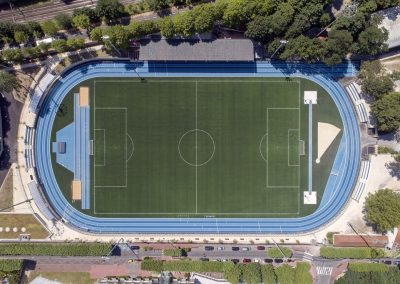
[223,262,241,284]
[261,264,277,284]
[378,146,399,155]
[295,262,312,284]
[320,247,385,259]
[267,247,293,258]
[0,260,23,272]
[326,232,339,244]
[240,263,262,284]
[141,259,164,272]
[0,243,112,256]
[348,262,389,272]
[163,248,183,257]
[275,264,295,284]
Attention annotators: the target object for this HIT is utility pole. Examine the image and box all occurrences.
[101,35,122,57]
[270,40,288,60]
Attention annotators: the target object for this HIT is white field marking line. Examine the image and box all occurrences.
[178,129,215,167]
[95,211,302,215]
[94,129,106,166]
[266,108,300,189]
[288,129,300,167]
[93,80,303,215]
[259,133,268,162]
[297,80,301,212]
[93,108,128,188]
[94,80,96,214]
[126,133,134,162]
[93,80,301,83]
[195,80,198,214]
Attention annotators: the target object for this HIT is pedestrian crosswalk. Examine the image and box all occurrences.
[302,252,313,262]
[316,266,333,276]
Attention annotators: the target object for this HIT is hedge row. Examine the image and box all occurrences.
[163,248,190,257]
[348,262,389,272]
[0,243,112,256]
[267,247,293,258]
[141,259,312,284]
[0,260,24,272]
[320,247,385,259]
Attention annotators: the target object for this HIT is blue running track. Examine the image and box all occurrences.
[34,60,361,234]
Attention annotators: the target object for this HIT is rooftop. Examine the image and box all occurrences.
[333,234,388,248]
[139,39,255,61]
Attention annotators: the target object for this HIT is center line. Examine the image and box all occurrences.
[195,80,198,214]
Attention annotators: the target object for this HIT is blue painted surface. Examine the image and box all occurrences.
[308,102,313,194]
[34,60,361,234]
[54,123,75,173]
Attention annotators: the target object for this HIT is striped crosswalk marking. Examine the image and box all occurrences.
[302,252,313,262]
[316,266,333,275]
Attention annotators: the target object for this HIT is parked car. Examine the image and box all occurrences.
[242,247,250,251]
[274,259,283,263]
[253,258,261,263]
[243,258,251,263]
[257,246,265,250]
[205,246,214,251]
[264,259,273,263]
[383,260,392,265]
[217,246,225,251]
[130,245,140,250]
[231,259,240,264]
[232,247,240,251]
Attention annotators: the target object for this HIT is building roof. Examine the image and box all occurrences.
[139,39,254,61]
[333,234,388,248]
[377,6,400,49]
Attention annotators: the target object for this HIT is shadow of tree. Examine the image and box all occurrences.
[385,161,400,180]
[0,95,11,171]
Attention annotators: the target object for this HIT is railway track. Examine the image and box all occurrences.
[0,0,140,23]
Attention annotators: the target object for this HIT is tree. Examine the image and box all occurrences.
[14,31,29,44]
[51,39,69,53]
[223,262,241,284]
[372,93,400,133]
[193,4,217,34]
[41,20,58,37]
[67,38,86,50]
[73,14,91,30]
[241,263,262,284]
[96,0,124,23]
[222,0,255,30]
[103,25,130,50]
[280,35,325,63]
[261,264,277,284]
[0,22,13,40]
[245,16,270,43]
[358,60,394,99]
[275,264,295,284]
[364,188,400,231]
[173,12,195,37]
[295,263,312,284]
[27,21,43,39]
[38,42,50,53]
[0,71,19,93]
[355,25,388,56]
[55,13,73,30]
[146,0,169,11]
[1,48,24,63]
[90,26,104,41]
[73,7,100,24]
[158,18,175,39]
[323,29,353,65]
[22,46,41,59]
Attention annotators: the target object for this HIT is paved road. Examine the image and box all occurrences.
[0,0,140,23]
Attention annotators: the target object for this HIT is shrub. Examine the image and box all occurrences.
[0,260,23,272]
[348,262,388,272]
[55,13,73,30]
[0,243,112,256]
[141,259,164,272]
[267,247,293,258]
[67,38,86,50]
[275,264,295,284]
[51,39,69,53]
[41,20,58,36]
[320,247,385,259]
[163,248,183,257]
[295,262,312,284]
[240,263,262,284]
[326,232,339,244]
[261,264,277,284]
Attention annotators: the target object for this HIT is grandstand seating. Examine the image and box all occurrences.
[27,181,56,221]
[345,82,369,124]
[352,160,371,202]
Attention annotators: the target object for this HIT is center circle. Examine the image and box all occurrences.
[178,129,215,167]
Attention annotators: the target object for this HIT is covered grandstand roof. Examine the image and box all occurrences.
[139,39,255,61]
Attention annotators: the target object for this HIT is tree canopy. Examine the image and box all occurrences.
[358,60,394,99]
[364,188,400,231]
[0,71,19,93]
[96,0,124,23]
[372,92,400,133]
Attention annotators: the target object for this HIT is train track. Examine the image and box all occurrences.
[0,0,140,23]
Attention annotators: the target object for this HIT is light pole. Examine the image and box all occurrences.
[270,40,288,60]
[101,35,122,57]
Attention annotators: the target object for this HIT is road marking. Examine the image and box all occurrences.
[316,266,333,276]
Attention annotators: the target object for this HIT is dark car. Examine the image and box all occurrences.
[274,258,284,263]
[130,245,140,250]
[200,258,209,261]
[243,258,251,263]
[231,259,240,264]
[257,246,265,250]
[264,259,273,263]
[232,247,240,251]
[204,246,214,251]
[384,260,392,265]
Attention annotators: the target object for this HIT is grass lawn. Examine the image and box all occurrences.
[0,169,13,211]
[0,214,49,239]
[51,77,342,218]
[27,272,94,284]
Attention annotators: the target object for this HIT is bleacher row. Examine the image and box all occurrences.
[24,126,35,172]
[28,181,56,221]
[345,82,369,124]
[352,160,371,202]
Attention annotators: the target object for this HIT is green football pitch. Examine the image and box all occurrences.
[51,77,343,218]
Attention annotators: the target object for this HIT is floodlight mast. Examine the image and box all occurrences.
[101,35,122,57]
[270,40,288,59]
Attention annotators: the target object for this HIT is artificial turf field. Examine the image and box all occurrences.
[51,77,343,218]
